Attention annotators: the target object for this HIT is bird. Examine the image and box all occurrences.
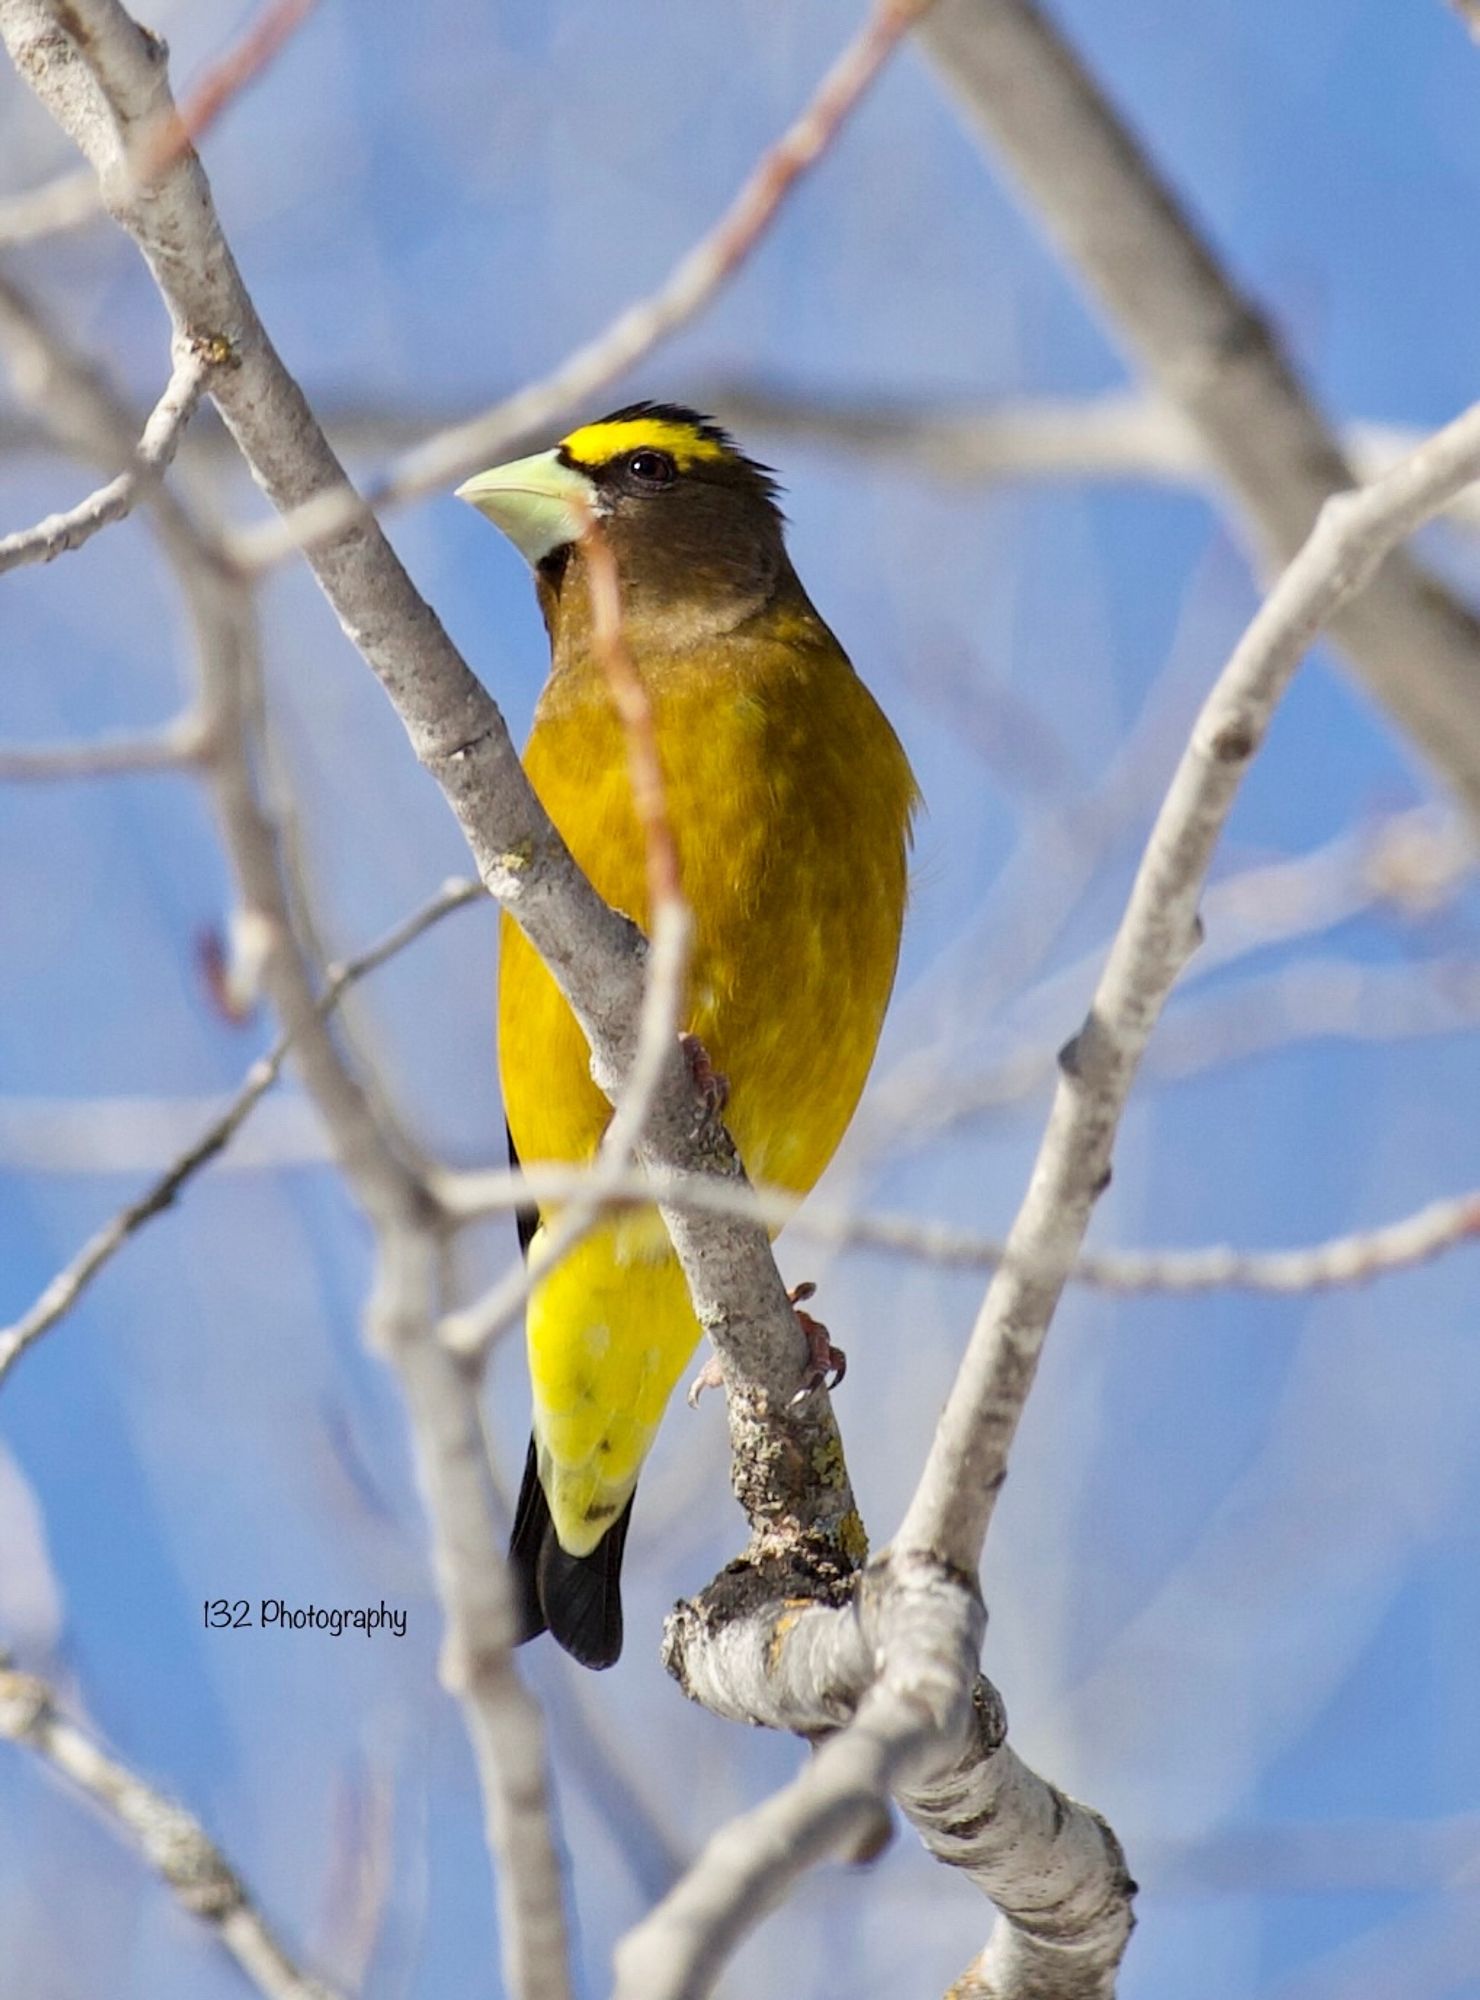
[457,403,918,1669]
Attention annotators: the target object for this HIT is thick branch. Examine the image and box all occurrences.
[919,0,1480,822]
[658,1557,1130,2000]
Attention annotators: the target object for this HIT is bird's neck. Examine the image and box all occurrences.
[540,547,808,673]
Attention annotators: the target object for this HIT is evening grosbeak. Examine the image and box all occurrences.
[458,405,917,1667]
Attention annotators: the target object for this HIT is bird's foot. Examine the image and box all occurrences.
[686,1349,727,1408]
[686,1285,846,1410]
[680,1032,729,1116]
[788,1282,846,1406]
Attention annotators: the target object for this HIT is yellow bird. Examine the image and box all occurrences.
[458,405,917,1668]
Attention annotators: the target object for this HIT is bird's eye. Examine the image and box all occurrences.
[624,449,677,490]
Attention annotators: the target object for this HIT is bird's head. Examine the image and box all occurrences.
[457,403,787,634]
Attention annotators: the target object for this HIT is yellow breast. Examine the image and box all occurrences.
[499,611,916,1550]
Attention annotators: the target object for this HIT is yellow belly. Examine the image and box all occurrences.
[500,624,915,1554]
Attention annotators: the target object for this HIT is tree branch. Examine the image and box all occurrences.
[0,0,888,1578]
[0,878,481,1390]
[656,1559,1130,2000]
[898,394,1480,1574]
[0,1659,339,2000]
[0,210,570,1993]
[648,377,1480,2000]
[0,9,967,1985]
[0,342,204,571]
[918,0,1480,824]
[227,0,937,572]
[709,385,1480,534]
[0,713,206,778]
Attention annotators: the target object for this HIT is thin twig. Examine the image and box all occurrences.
[580,511,681,909]
[440,1166,1480,1310]
[0,0,320,243]
[0,345,205,572]
[0,1660,339,2000]
[860,801,1473,1157]
[229,0,937,572]
[0,712,207,779]
[0,165,98,245]
[148,0,321,176]
[0,878,481,1390]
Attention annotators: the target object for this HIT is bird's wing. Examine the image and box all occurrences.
[507,1121,540,1260]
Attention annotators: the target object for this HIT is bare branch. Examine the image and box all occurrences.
[711,385,1480,532]
[146,0,321,177]
[657,1559,1130,2000]
[0,284,534,1953]
[0,242,569,1982]
[918,0,1480,823]
[0,712,206,779]
[367,1228,574,2000]
[228,0,936,572]
[631,380,1480,2000]
[12,1063,1471,1409]
[0,878,481,1389]
[0,343,204,572]
[0,1659,339,2000]
[614,1690,929,2000]
[0,164,98,244]
[3,0,881,1574]
[446,1164,1480,1303]
[1,222,568,1972]
[0,19,918,1975]
[1062,1192,1480,1296]
[898,391,1480,1574]
[0,0,318,246]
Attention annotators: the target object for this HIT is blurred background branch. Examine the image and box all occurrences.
[918,0,1480,821]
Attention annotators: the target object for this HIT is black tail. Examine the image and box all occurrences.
[509,1438,635,1670]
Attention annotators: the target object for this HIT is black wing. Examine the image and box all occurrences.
[507,1121,539,1259]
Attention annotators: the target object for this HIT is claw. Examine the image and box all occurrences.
[686,1350,726,1408]
[681,1032,729,1116]
[788,1283,846,1406]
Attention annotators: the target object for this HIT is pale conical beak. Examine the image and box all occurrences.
[455,449,598,566]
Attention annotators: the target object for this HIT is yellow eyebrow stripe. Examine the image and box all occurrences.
[559,417,728,470]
